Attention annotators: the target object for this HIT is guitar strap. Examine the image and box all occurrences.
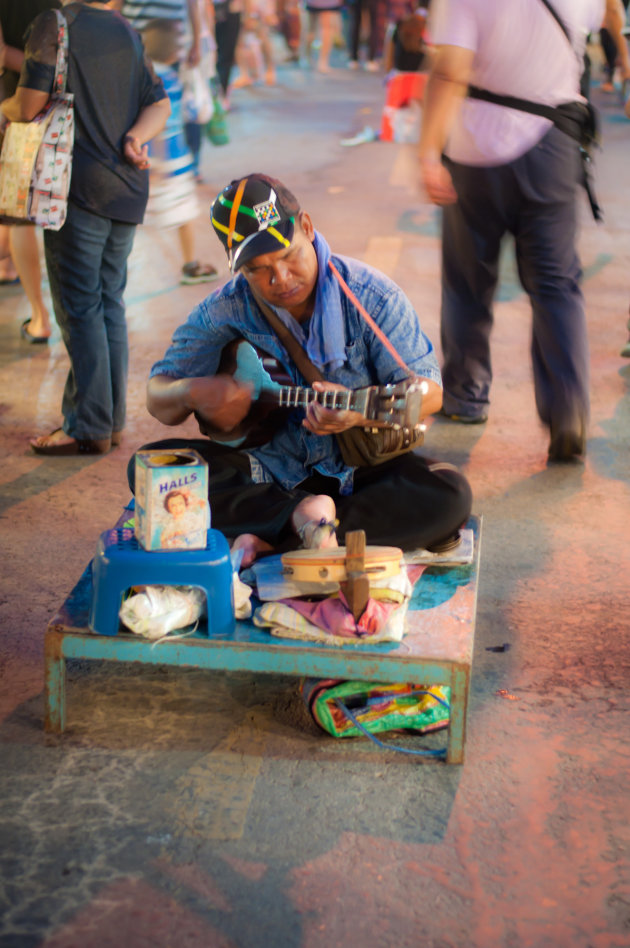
[249,288,327,386]
[248,284,426,465]
[250,263,415,384]
[226,177,249,270]
[328,261,414,377]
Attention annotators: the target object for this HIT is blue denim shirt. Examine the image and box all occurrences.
[150,250,442,495]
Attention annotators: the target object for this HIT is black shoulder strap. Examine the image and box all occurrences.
[537,0,572,45]
[465,1,602,223]
[60,3,81,29]
[467,86,558,121]
[468,0,579,117]
[249,289,325,385]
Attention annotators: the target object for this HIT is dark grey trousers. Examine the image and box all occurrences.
[440,125,590,437]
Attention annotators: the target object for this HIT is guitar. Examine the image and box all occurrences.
[195,339,427,448]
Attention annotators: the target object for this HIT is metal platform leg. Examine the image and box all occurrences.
[44,628,66,734]
[446,663,470,764]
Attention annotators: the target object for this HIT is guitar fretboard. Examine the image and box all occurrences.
[277,387,358,412]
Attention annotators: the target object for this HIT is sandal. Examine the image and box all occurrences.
[20,319,50,344]
[30,428,111,456]
[180,261,219,285]
[297,517,339,550]
[426,531,461,555]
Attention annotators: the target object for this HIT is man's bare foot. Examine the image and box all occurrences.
[231,533,274,568]
[292,494,339,549]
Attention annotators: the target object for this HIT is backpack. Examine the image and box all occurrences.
[301,678,451,758]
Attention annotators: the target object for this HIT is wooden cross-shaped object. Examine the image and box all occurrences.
[343,529,370,622]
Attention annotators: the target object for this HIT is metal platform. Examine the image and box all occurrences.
[44,517,481,763]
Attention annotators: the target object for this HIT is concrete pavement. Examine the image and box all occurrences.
[1,54,629,948]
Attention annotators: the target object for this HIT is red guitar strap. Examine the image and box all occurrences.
[251,264,416,383]
[328,261,414,377]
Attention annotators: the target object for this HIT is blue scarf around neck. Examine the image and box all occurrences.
[271,230,347,373]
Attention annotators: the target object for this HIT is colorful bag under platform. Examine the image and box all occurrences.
[301,679,450,758]
[0,10,74,230]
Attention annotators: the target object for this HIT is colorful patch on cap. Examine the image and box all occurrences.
[253,199,281,228]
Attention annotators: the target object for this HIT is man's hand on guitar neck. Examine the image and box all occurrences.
[303,380,383,436]
[302,378,443,435]
[147,373,253,431]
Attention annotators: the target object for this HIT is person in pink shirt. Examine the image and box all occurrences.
[419,0,610,463]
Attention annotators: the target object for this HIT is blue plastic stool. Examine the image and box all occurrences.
[89,527,234,637]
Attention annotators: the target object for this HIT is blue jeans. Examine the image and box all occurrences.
[441,126,589,436]
[44,202,136,441]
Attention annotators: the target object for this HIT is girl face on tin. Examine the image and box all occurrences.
[165,492,187,517]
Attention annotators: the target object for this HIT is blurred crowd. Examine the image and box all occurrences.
[1,0,630,458]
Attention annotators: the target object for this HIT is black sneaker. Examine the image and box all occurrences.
[440,409,488,425]
[548,430,586,463]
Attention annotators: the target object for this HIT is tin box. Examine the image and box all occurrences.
[134,449,210,551]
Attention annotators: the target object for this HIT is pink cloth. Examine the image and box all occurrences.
[279,591,399,638]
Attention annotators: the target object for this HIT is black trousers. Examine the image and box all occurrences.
[214,9,242,94]
[350,0,380,62]
[127,439,472,553]
[441,126,589,436]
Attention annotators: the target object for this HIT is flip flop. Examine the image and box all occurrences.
[0,276,20,286]
[180,262,219,285]
[20,319,50,345]
[426,531,462,554]
[30,428,111,456]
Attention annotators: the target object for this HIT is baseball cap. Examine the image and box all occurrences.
[210,174,300,271]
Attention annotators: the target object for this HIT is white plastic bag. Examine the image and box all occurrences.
[233,572,253,619]
[230,547,253,619]
[119,585,206,640]
[180,65,214,125]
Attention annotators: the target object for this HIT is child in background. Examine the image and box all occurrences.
[382,4,430,74]
[182,0,217,182]
[379,4,431,143]
[232,0,277,87]
[141,18,219,285]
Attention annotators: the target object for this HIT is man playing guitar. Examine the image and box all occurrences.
[131,173,472,565]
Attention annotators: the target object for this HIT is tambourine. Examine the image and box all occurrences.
[281,545,403,584]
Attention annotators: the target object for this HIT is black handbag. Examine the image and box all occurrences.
[335,422,425,467]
